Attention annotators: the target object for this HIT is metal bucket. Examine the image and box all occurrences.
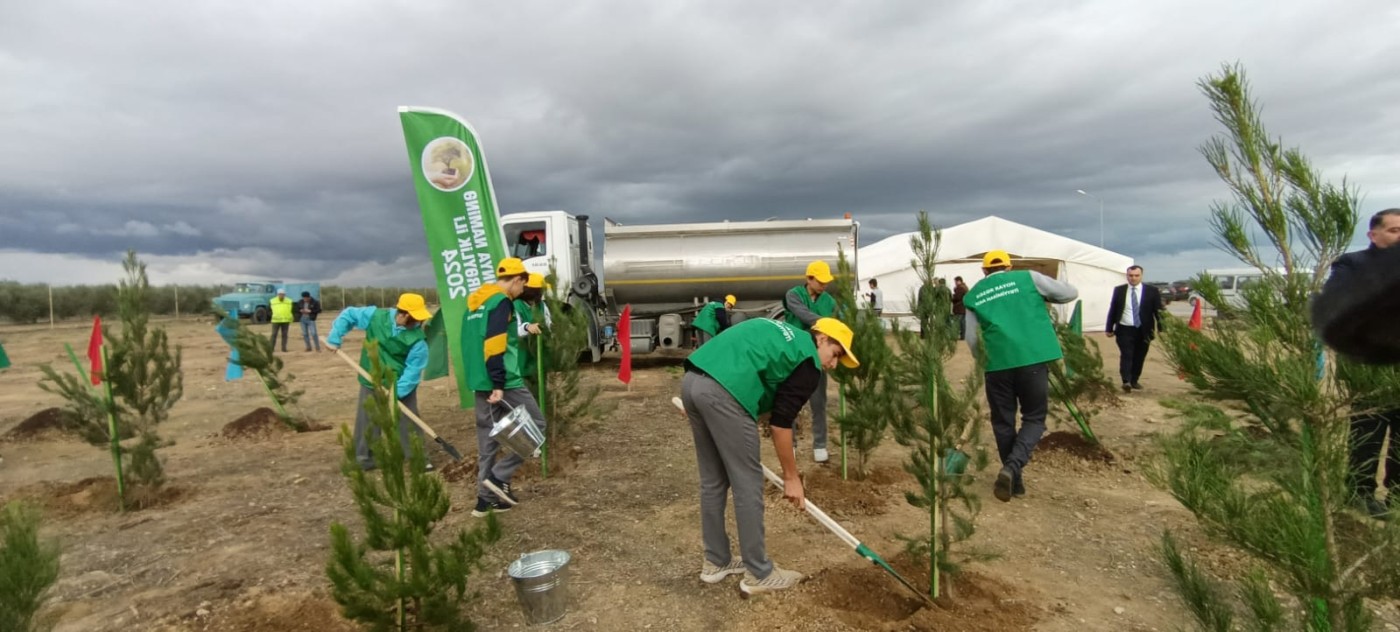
[489,404,546,459]
[508,550,571,625]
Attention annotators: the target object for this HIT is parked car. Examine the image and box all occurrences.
[1171,280,1193,302]
[1147,282,1173,305]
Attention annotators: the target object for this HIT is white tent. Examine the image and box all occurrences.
[858,216,1133,332]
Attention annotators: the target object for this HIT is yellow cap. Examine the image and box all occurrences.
[724,294,737,306]
[526,273,546,289]
[496,257,526,276]
[396,293,432,321]
[982,249,1012,268]
[805,260,834,284]
[811,317,859,369]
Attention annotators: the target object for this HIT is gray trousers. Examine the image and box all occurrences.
[681,372,774,579]
[804,371,829,449]
[474,389,546,502]
[352,385,421,469]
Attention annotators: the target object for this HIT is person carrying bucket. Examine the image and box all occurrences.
[692,294,736,347]
[963,249,1078,502]
[325,292,435,472]
[783,261,837,463]
[680,317,858,596]
[463,257,548,517]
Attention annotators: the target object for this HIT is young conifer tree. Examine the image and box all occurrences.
[229,315,307,430]
[828,245,898,479]
[1047,317,1117,445]
[540,263,602,442]
[0,502,61,632]
[327,341,501,631]
[889,212,987,600]
[1151,64,1400,631]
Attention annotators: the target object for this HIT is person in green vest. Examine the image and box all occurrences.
[269,288,295,353]
[325,292,434,472]
[692,294,736,346]
[681,316,859,596]
[515,273,550,394]
[964,250,1078,502]
[783,260,837,463]
[463,257,547,517]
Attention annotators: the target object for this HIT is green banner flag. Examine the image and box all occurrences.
[0,338,10,370]
[1068,300,1083,335]
[423,308,450,381]
[399,107,508,408]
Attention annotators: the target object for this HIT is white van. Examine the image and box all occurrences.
[1189,267,1272,309]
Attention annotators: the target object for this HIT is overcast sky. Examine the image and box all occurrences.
[2,0,1398,288]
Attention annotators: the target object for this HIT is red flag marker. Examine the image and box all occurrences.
[617,305,632,385]
[87,315,103,385]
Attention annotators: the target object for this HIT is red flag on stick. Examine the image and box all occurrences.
[617,305,632,385]
[87,315,103,385]
[1187,299,1203,331]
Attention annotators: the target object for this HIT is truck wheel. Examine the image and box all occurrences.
[253,306,270,323]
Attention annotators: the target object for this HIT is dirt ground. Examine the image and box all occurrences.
[1,314,1396,631]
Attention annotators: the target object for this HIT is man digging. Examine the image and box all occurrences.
[783,260,837,463]
[680,317,859,596]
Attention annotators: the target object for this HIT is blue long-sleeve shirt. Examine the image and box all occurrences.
[327,306,428,397]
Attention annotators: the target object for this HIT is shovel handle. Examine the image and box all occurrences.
[325,339,442,441]
[759,463,861,550]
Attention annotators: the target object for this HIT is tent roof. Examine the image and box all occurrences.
[860,215,1133,278]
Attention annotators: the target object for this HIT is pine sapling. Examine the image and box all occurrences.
[889,212,989,600]
[828,245,898,479]
[228,314,308,430]
[327,341,501,631]
[1048,313,1117,445]
[0,501,61,632]
[541,263,603,443]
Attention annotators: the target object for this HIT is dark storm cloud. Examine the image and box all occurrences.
[2,0,1399,285]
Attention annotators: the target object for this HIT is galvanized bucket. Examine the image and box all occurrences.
[508,550,571,625]
[489,404,546,459]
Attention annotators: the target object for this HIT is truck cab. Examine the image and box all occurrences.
[502,211,605,361]
[212,281,321,323]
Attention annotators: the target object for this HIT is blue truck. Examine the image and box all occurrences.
[212,281,321,323]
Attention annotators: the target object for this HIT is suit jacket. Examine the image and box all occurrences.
[1105,283,1163,337]
[1315,245,1400,364]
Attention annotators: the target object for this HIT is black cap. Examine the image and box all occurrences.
[301,291,311,298]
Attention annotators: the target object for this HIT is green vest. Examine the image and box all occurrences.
[966,270,1062,372]
[270,296,295,323]
[688,319,821,420]
[692,302,725,336]
[782,285,835,331]
[514,300,546,380]
[357,308,427,390]
[463,292,523,391]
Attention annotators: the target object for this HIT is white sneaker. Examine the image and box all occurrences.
[739,566,804,596]
[699,557,745,584]
[813,448,829,463]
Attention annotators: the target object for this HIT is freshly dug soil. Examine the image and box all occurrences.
[1037,431,1116,463]
[3,407,72,441]
[15,477,188,516]
[222,408,328,438]
[800,463,914,517]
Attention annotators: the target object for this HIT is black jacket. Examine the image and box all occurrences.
[297,297,322,322]
[1315,245,1400,364]
[1105,283,1164,337]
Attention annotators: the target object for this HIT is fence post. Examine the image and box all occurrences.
[48,283,55,329]
[174,285,180,320]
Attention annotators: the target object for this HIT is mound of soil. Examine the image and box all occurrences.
[437,457,479,484]
[804,551,1040,631]
[800,464,912,517]
[19,477,188,516]
[222,408,329,438]
[1037,431,1116,463]
[3,407,73,441]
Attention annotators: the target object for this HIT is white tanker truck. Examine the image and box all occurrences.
[499,210,860,361]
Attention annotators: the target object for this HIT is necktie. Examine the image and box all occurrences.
[1131,286,1140,327]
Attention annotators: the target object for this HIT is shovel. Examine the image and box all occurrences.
[671,397,932,606]
[326,340,463,461]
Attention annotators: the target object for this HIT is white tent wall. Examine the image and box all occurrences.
[858,216,1134,333]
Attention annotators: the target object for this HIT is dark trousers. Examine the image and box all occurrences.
[954,312,966,340]
[270,323,291,352]
[1349,409,1400,497]
[984,363,1049,475]
[352,385,421,469]
[1114,325,1151,385]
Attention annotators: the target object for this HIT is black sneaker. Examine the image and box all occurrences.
[1013,473,1026,497]
[1121,383,1133,393]
[484,477,519,506]
[993,466,1014,503]
[1131,382,1144,391]
[472,498,512,518]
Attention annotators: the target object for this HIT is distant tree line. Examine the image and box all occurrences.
[0,281,442,324]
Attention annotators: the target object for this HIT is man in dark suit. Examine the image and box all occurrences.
[1105,265,1163,393]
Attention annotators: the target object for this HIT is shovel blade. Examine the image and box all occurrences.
[436,437,464,461]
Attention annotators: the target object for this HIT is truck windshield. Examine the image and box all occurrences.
[234,283,263,293]
[506,222,548,260]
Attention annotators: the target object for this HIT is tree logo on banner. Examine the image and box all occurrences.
[421,137,474,191]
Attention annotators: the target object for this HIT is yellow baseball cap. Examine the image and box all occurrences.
[811,317,859,369]
[982,249,1012,268]
[396,293,432,321]
[806,260,834,283]
[526,273,546,289]
[496,257,526,276]
[724,294,737,306]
